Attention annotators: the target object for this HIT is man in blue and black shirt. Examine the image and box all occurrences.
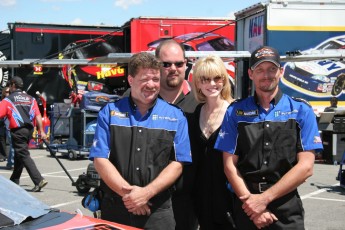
[89,52,192,229]
[215,46,323,229]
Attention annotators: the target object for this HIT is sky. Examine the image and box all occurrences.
[1,0,261,31]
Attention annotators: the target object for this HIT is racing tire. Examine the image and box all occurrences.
[332,84,343,96]
[332,74,345,96]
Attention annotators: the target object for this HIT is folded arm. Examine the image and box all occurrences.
[223,152,277,228]
[122,161,183,212]
[94,157,151,215]
[241,151,315,219]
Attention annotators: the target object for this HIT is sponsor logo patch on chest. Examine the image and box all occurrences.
[110,110,128,118]
[152,114,178,122]
[274,109,298,117]
[236,109,258,117]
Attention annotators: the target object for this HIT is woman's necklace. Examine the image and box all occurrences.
[202,100,225,137]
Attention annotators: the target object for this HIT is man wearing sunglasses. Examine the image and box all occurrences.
[155,39,198,114]
[155,39,199,230]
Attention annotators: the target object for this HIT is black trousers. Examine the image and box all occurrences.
[10,127,43,186]
[233,191,305,230]
[0,133,7,160]
[101,192,175,230]
[0,123,7,160]
[172,194,198,230]
[172,164,199,230]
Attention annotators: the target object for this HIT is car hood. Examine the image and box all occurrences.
[0,175,51,226]
[285,60,345,76]
[0,175,141,229]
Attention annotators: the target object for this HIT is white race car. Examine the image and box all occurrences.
[282,35,345,97]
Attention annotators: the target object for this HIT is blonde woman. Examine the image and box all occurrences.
[189,55,235,230]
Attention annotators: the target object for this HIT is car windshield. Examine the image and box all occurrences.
[76,42,118,59]
[183,44,194,51]
[318,41,344,50]
[196,37,234,51]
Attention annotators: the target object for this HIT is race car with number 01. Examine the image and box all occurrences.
[282,35,345,97]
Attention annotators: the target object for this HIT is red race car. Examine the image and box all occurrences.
[0,175,141,230]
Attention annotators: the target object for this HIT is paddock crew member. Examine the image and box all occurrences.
[215,46,323,229]
[0,76,47,192]
[89,52,192,229]
[122,40,199,230]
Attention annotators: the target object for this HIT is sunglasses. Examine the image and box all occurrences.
[200,76,224,84]
[162,61,185,68]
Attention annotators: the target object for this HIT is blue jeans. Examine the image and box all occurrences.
[6,129,14,167]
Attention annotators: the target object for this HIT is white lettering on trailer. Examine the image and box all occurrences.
[249,15,264,38]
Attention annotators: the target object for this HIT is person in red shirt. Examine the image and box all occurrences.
[0,76,48,192]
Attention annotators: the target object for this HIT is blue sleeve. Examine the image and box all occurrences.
[89,105,111,160]
[298,105,323,152]
[174,112,192,163]
[214,106,237,155]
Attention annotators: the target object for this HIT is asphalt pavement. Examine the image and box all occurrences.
[1,148,345,230]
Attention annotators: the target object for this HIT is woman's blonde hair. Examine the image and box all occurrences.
[192,55,233,103]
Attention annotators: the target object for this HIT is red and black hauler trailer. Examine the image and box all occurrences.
[121,16,236,81]
[122,16,235,53]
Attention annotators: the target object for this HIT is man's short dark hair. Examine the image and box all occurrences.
[331,97,338,105]
[155,39,186,59]
[128,52,162,77]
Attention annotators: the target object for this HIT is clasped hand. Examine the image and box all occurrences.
[122,185,152,216]
[240,194,278,229]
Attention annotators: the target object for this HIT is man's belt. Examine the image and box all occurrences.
[247,182,274,193]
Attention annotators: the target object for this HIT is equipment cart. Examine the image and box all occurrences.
[48,103,98,160]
